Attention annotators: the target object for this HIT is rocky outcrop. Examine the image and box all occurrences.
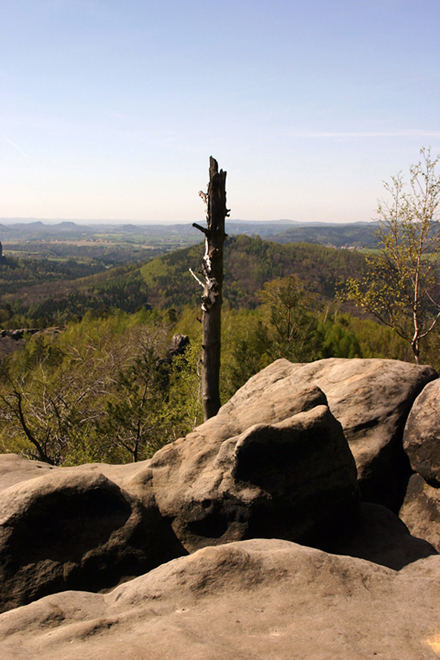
[397,380,440,553]
[245,358,436,511]
[149,384,358,552]
[0,454,55,491]
[0,466,185,613]
[0,328,61,359]
[0,329,39,340]
[400,474,440,553]
[0,380,359,611]
[1,355,440,656]
[403,379,440,486]
[1,539,440,659]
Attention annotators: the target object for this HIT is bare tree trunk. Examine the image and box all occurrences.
[192,157,229,420]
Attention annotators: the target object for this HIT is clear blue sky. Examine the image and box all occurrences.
[1,0,440,223]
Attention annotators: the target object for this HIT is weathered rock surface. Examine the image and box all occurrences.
[0,466,185,613]
[240,358,437,510]
[0,453,55,490]
[0,380,358,611]
[1,538,440,659]
[149,396,358,553]
[1,356,438,620]
[399,380,440,554]
[403,379,440,486]
[328,501,437,569]
[400,474,440,552]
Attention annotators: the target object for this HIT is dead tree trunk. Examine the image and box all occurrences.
[192,157,229,420]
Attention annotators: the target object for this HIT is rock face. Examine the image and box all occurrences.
[1,539,440,660]
[149,387,358,552]
[0,378,359,612]
[247,358,436,511]
[400,474,440,553]
[398,380,440,554]
[328,501,437,569]
[0,466,185,613]
[403,379,440,486]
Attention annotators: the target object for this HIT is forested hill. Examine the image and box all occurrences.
[0,236,367,326]
[141,235,366,308]
[270,222,380,248]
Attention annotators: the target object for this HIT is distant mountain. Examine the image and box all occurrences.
[57,221,78,229]
[0,219,379,248]
[269,223,380,248]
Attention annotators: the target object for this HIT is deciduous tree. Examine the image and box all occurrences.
[343,148,440,363]
[258,274,321,362]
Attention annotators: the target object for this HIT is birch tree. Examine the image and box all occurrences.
[343,148,440,363]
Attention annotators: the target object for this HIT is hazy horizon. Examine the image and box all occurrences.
[0,217,378,226]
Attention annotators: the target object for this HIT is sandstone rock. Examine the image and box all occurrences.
[327,501,437,569]
[1,539,440,659]
[3,355,433,614]
[166,333,189,359]
[0,454,55,491]
[150,401,358,553]
[9,329,24,340]
[0,467,185,613]
[400,474,440,552]
[403,379,440,486]
[236,358,437,510]
[0,384,358,612]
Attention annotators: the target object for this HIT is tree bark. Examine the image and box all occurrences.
[193,157,229,420]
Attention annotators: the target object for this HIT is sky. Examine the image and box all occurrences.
[1,0,440,223]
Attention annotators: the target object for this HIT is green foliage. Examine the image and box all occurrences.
[342,148,440,363]
[96,341,170,462]
[166,340,203,438]
[343,315,412,362]
[140,235,367,310]
[220,309,272,399]
[0,309,204,465]
[257,275,322,362]
[0,357,99,465]
[2,296,437,467]
[3,207,439,467]
[319,314,362,359]
[0,255,154,327]
[1,234,369,331]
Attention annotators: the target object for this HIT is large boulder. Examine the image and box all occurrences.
[149,401,358,552]
[241,358,437,510]
[1,539,440,659]
[403,379,440,486]
[0,466,185,613]
[399,380,440,553]
[400,474,440,552]
[0,380,358,611]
